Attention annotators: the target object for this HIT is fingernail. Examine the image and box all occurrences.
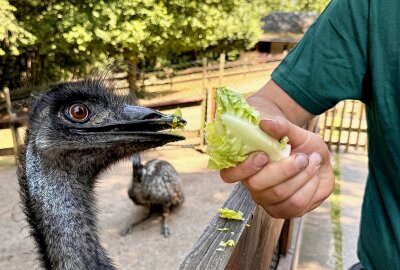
[253,153,268,167]
[295,154,309,170]
[262,118,280,126]
[309,152,322,166]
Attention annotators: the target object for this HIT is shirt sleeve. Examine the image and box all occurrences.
[271,0,370,115]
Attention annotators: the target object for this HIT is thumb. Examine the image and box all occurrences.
[259,116,309,147]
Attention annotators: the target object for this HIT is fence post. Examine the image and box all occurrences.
[219,53,225,87]
[199,58,208,148]
[4,87,19,163]
[206,88,217,124]
[355,103,365,151]
[336,101,347,152]
[328,107,337,151]
[345,100,356,152]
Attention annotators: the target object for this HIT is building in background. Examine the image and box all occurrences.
[257,12,318,54]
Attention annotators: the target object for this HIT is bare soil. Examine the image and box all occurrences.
[0,148,235,270]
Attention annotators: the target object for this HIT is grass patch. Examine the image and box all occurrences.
[330,153,343,270]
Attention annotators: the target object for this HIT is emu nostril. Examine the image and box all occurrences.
[142,112,163,120]
[123,105,164,120]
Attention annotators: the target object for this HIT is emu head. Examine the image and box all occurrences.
[26,79,186,176]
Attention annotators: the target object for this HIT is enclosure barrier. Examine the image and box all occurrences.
[319,100,367,152]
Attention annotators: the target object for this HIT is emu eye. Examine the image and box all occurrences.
[67,103,89,122]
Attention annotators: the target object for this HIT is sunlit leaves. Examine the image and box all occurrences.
[0,0,35,55]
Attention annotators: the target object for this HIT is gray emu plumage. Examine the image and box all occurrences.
[121,153,184,237]
[17,79,185,270]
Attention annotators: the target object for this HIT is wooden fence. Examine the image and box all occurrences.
[0,56,368,157]
[319,100,367,152]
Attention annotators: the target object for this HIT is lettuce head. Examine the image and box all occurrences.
[205,87,291,170]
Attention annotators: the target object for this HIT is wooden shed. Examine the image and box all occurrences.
[256,12,318,54]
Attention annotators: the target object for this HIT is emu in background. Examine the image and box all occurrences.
[121,153,184,237]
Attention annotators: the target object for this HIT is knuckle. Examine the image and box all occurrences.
[219,170,233,183]
[303,165,318,178]
[220,156,264,183]
[262,205,279,218]
[289,194,308,210]
[281,160,299,178]
[245,176,263,192]
[252,192,274,207]
[282,166,295,179]
[265,207,289,219]
[251,193,264,205]
[271,185,288,199]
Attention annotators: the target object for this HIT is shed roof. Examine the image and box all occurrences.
[262,11,318,33]
[260,11,318,43]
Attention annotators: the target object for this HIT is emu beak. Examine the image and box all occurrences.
[120,105,187,144]
[74,105,186,144]
[122,105,187,131]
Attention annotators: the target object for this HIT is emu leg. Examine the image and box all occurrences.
[120,207,151,236]
[162,205,171,238]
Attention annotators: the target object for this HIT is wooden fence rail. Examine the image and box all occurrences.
[179,184,286,270]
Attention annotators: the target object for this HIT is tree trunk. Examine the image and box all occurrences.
[123,49,139,94]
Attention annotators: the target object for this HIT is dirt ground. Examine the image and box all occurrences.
[0,147,235,270]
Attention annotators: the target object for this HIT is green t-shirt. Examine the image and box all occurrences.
[271,0,400,269]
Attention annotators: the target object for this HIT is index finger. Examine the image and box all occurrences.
[220,152,269,183]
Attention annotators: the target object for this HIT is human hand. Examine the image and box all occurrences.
[220,116,334,219]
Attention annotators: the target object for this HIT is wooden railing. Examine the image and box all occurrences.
[179,184,286,270]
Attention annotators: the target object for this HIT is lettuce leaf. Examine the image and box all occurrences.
[217,207,245,221]
[205,87,291,169]
[169,108,185,129]
[219,239,235,248]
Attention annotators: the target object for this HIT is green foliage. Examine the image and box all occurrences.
[93,0,265,66]
[0,0,35,56]
[1,0,267,89]
[0,0,329,90]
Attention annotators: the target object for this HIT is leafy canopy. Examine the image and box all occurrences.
[1,0,330,89]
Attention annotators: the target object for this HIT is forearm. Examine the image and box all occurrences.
[247,80,315,127]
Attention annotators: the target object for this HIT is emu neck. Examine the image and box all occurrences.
[23,144,115,270]
[132,158,143,183]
